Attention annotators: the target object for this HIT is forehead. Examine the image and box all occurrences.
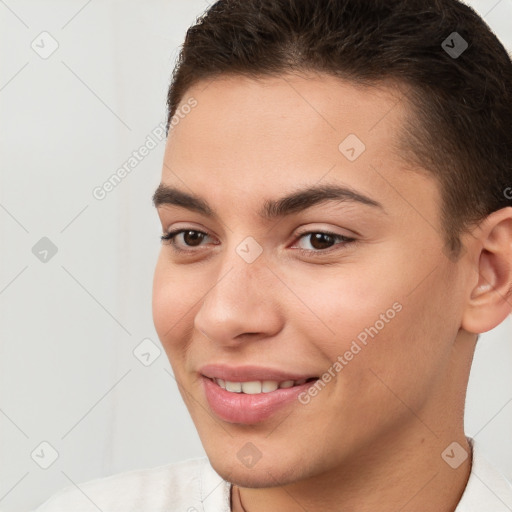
[161,73,438,223]
[174,73,406,129]
[166,73,409,173]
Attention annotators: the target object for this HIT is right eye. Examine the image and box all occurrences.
[160,228,215,252]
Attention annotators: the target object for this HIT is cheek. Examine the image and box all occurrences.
[285,255,452,399]
[337,273,459,418]
[277,263,396,357]
[152,256,197,353]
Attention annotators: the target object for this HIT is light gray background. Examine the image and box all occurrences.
[0,1,511,511]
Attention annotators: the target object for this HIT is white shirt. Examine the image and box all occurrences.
[32,438,512,511]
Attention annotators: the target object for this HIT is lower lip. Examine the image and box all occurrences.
[202,376,316,424]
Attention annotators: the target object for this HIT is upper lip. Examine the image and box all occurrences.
[199,364,318,382]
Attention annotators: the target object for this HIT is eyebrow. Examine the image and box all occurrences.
[152,183,384,220]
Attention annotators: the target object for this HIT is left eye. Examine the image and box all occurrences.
[292,231,356,253]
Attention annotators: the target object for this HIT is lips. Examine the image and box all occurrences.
[199,364,319,424]
[200,364,318,383]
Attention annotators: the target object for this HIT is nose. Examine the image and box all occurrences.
[193,253,283,346]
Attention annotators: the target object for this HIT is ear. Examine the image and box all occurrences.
[461,207,512,334]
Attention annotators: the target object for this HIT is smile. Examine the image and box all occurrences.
[210,377,318,394]
[199,365,320,424]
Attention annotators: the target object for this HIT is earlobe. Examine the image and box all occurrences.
[461,208,512,334]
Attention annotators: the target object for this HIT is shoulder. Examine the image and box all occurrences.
[456,438,512,511]
[32,457,231,512]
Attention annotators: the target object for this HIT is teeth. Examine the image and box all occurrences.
[214,378,314,394]
[225,381,242,392]
[262,381,279,393]
[241,381,262,394]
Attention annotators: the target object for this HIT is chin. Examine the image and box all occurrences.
[207,452,308,488]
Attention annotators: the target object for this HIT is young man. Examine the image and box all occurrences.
[34,0,512,510]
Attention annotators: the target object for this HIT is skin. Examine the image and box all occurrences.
[152,72,512,512]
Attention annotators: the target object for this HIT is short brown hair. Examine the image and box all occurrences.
[166,0,512,255]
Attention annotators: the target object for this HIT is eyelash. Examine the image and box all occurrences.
[160,228,356,257]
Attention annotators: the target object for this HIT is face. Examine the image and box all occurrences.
[152,73,471,487]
